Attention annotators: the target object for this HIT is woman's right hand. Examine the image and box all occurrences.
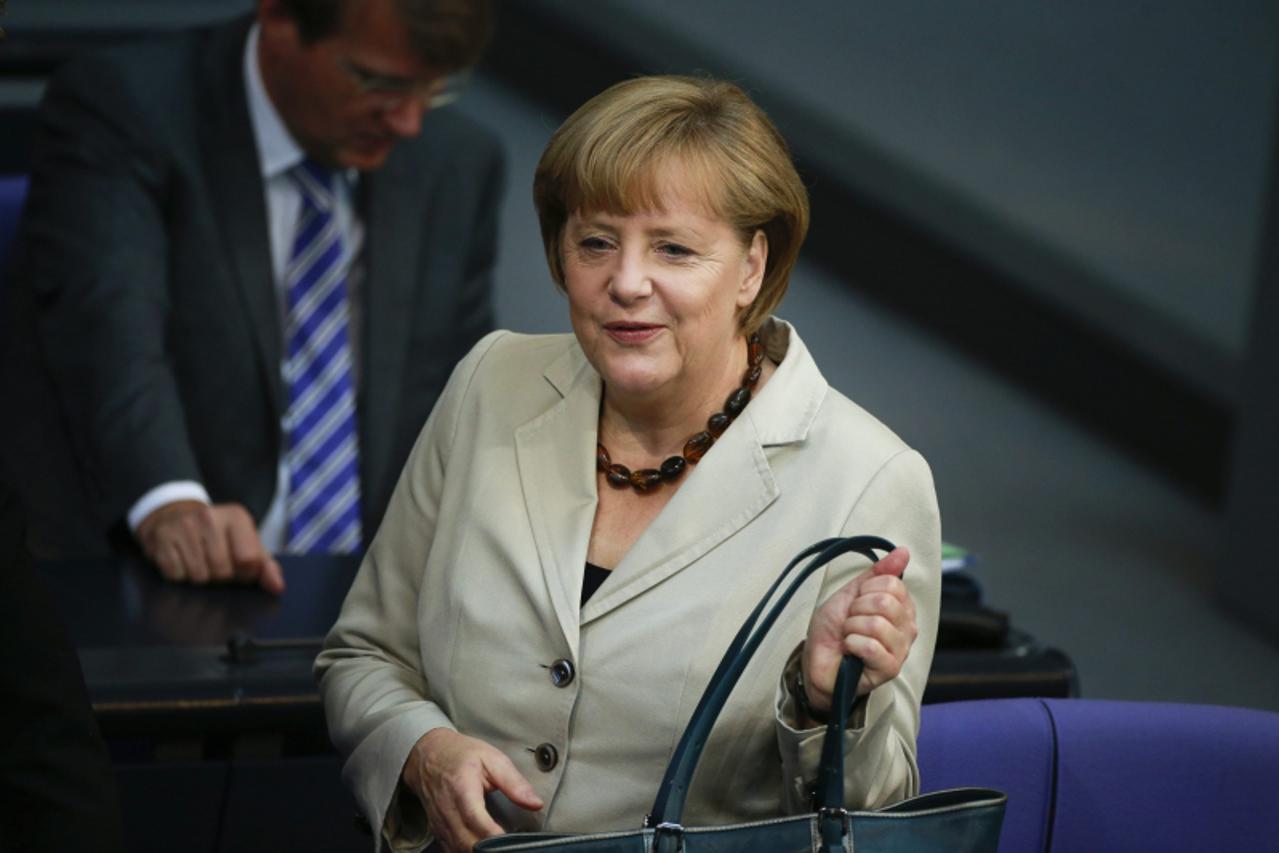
[401,728,545,852]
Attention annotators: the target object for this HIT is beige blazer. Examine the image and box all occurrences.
[316,319,941,852]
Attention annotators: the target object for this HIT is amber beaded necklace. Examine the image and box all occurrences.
[596,334,764,493]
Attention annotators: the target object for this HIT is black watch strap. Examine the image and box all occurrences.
[792,663,831,725]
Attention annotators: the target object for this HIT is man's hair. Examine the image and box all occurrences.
[533,75,810,335]
[280,0,493,72]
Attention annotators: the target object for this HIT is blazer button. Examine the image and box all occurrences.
[533,743,559,772]
[549,659,575,687]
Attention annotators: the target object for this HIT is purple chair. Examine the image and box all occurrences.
[1,173,29,301]
[0,174,28,335]
[918,698,1055,853]
[0,174,28,264]
[918,698,1279,853]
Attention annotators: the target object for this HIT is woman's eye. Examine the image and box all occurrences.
[658,243,693,259]
[579,237,612,252]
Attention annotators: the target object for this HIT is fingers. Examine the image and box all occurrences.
[799,544,923,709]
[871,545,910,578]
[203,511,234,582]
[849,578,915,624]
[174,522,210,583]
[843,573,918,692]
[156,541,187,583]
[487,752,544,811]
[438,770,505,849]
[223,507,286,595]
[405,730,543,852]
[806,551,918,699]
[258,557,287,595]
[138,501,213,583]
[139,501,280,592]
[841,613,912,677]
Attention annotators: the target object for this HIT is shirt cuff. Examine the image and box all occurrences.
[127,481,212,534]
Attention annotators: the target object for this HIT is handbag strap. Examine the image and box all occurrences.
[646,535,895,831]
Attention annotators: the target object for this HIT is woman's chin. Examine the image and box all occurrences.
[598,364,673,402]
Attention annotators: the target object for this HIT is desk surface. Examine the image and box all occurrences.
[38,555,360,736]
[38,555,1075,737]
[39,554,360,647]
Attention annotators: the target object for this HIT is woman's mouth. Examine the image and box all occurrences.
[603,322,662,344]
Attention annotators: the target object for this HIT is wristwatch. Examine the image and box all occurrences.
[791,664,830,725]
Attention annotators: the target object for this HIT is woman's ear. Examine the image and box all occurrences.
[736,229,768,309]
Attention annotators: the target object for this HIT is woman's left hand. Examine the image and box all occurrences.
[800,546,917,717]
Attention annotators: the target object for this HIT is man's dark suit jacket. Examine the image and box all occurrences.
[1,16,503,556]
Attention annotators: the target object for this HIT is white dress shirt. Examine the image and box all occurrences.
[127,24,364,552]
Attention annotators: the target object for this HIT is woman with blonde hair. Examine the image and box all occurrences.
[317,75,940,853]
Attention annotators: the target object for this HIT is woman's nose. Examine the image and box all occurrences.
[607,252,652,302]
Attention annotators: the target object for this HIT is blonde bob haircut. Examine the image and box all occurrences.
[533,75,810,335]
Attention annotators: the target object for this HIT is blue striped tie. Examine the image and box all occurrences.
[283,160,362,554]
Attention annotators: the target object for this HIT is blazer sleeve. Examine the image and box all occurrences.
[316,331,506,852]
[17,57,204,525]
[772,448,942,811]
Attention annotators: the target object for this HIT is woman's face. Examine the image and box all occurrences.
[562,178,767,406]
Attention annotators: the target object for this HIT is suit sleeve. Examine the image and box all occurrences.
[447,134,504,369]
[773,449,942,811]
[18,58,204,527]
[316,331,506,852]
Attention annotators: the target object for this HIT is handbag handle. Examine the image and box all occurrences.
[646,535,896,834]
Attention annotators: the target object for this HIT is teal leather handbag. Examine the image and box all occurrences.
[475,536,1006,853]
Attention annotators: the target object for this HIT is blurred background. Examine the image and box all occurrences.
[3,0,1277,712]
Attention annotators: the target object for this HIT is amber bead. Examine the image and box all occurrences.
[707,412,731,437]
[744,365,762,387]
[660,456,687,480]
[724,387,751,417]
[605,463,632,487]
[683,431,714,463]
[596,443,611,471]
[630,468,663,491]
[748,336,764,367]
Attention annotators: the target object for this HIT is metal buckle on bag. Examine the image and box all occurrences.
[641,816,684,835]
[817,806,851,841]
[646,820,685,853]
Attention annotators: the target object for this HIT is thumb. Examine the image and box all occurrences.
[488,756,544,811]
[872,545,910,578]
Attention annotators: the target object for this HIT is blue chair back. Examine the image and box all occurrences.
[0,174,28,267]
[1047,698,1279,852]
[0,175,29,334]
[918,698,1055,853]
[918,697,1279,852]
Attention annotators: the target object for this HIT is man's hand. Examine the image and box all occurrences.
[136,500,285,594]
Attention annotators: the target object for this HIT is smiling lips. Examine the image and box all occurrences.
[603,322,663,344]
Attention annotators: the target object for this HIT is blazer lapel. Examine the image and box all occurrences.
[202,17,282,417]
[581,319,823,625]
[514,347,602,656]
[516,321,826,639]
[579,413,779,625]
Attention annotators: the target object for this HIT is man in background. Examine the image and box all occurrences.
[2,0,502,593]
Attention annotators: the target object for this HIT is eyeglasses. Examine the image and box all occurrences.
[337,57,467,110]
